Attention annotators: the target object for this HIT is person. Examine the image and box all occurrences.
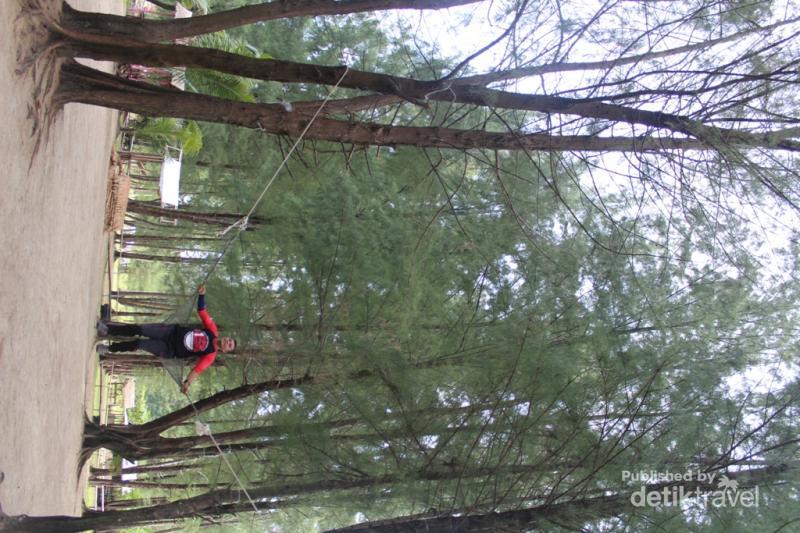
[97,285,235,393]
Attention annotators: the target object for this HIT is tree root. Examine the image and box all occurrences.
[78,446,96,475]
[15,0,71,164]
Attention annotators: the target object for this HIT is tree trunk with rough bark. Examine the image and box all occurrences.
[60,0,483,42]
[56,62,706,153]
[59,38,800,152]
[126,200,267,228]
[115,250,213,264]
[326,465,791,532]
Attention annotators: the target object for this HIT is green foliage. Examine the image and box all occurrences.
[133,117,204,156]
[178,32,258,102]
[112,3,800,531]
[180,120,204,155]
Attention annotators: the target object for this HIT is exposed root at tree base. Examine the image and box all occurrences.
[77,448,94,477]
[15,0,70,164]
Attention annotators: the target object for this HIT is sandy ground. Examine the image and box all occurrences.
[0,0,124,517]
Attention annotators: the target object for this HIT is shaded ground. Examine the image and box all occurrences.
[0,0,123,517]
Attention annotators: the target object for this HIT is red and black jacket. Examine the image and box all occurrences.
[170,294,219,375]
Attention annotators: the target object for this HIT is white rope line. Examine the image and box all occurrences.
[423,82,455,102]
[219,66,352,237]
[193,68,353,312]
[219,215,249,237]
[184,393,261,514]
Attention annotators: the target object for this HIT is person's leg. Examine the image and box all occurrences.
[106,340,140,353]
[105,339,170,357]
[105,323,143,337]
[139,324,176,341]
[104,323,175,339]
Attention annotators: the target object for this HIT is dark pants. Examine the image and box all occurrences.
[107,323,177,358]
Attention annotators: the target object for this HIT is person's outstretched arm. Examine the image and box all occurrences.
[196,284,219,336]
[181,369,200,393]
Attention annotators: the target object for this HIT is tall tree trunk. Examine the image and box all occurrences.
[0,474,426,531]
[92,478,212,490]
[4,465,787,532]
[326,465,791,532]
[112,289,186,297]
[115,250,214,264]
[109,311,161,318]
[121,235,221,246]
[91,460,194,479]
[60,0,483,42]
[62,38,800,151]
[115,297,174,310]
[126,199,267,228]
[56,61,707,153]
[190,161,257,171]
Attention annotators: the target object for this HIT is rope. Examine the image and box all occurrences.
[183,392,261,515]
[171,66,354,334]
[218,215,249,237]
[219,66,351,237]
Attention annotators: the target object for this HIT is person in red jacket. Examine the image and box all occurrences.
[96,285,235,392]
